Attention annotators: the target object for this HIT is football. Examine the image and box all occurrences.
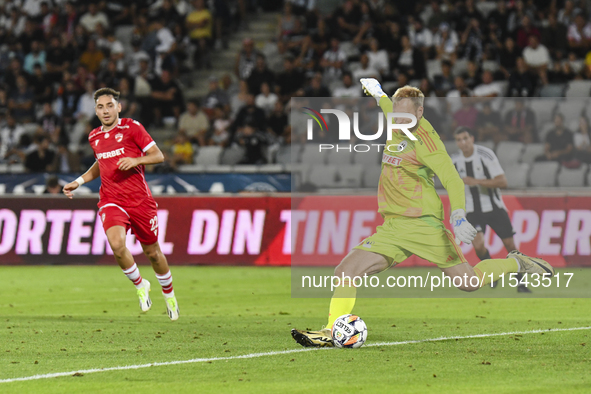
[331,314,368,348]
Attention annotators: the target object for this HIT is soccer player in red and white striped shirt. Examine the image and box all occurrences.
[63,88,179,321]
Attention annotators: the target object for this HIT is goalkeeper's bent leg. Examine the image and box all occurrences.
[327,281,356,329]
[473,258,520,287]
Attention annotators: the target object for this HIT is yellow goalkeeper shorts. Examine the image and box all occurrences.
[353,215,467,269]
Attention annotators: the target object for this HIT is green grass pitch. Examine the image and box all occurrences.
[1,266,590,393]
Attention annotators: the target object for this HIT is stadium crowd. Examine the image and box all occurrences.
[2,0,591,174]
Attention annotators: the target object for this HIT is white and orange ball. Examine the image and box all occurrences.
[331,314,368,348]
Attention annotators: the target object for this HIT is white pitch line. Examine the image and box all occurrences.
[1,326,589,384]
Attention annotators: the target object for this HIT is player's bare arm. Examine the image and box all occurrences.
[62,161,101,199]
[117,144,165,171]
[463,174,508,188]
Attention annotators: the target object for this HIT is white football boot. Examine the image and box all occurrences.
[136,279,152,312]
[163,292,179,321]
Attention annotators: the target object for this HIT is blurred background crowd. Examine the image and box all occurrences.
[1,0,591,176]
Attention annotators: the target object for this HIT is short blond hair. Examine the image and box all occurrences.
[393,85,424,109]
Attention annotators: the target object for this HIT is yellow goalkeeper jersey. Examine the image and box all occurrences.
[377,96,465,220]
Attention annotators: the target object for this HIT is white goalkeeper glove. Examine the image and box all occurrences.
[450,209,477,245]
[360,78,387,104]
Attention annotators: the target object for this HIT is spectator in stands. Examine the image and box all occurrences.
[54,142,79,173]
[542,14,568,61]
[277,2,296,42]
[267,101,288,142]
[79,2,109,33]
[232,94,266,134]
[303,73,331,97]
[234,38,259,80]
[488,0,509,37]
[498,37,519,78]
[503,99,536,143]
[76,80,97,120]
[508,57,537,97]
[433,60,455,96]
[454,0,484,32]
[409,17,434,58]
[25,133,55,173]
[567,13,591,57]
[460,18,483,61]
[150,69,184,125]
[332,72,361,98]
[79,39,105,74]
[536,113,574,163]
[255,82,278,116]
[247,54,275,96]
[352,53,380,80]
[558,0,578,26]
[276,56,305,103]
[548,58,576,84]
[397,35,426,80]
[463,61,482,89]
[171,131,194,167]
[366,38,389,80]
[8,75,35,123]
[321,37,347,82]
[235,124,267,164]
[209,106,231,146]
[351,1,375,49]
[434,22,460,60]
[203,76,230,114]
[97,60,125,89]
[31,64,52,104]
[476,102,502,143]
[473,70,502,99]
[230,80,250,118]
[179,99,210,146]
[19,19,45,54]
[118,78,139,120]
[0,88,8,119]
[574,115,591,164]
[523,35,550,85]
[515,15,540,50]
[186,0,213,69]
[56,80,80,119]
[285,17,308,59]
[23,40,46,74]
[44,176,62,194]
[0,113,26,162]
[451,91,478,131]
[331,0,361,41]
[38,102,62,145]
[127,39,151,77]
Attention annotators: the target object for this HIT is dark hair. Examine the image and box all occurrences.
[454,126,475,137]
[93,87,120,102]
[46,176,59,188]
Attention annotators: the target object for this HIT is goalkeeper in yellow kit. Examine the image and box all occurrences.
[291,79,555,348]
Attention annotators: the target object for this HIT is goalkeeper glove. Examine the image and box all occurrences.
[450,209,477,245]
[360,78,387,104]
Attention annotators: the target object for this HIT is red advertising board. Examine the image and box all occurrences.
[0,195,589,267]
[0,196,290,266]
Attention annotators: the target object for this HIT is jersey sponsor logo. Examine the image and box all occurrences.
[382,153,402,166]
[96,147,125,159]
[115,133,123,142]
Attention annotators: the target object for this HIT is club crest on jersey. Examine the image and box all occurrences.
[397,140,408,152]
[115,133,123,143]
[105,133,110,139]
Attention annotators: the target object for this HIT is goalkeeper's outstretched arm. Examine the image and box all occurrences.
[63,161,100,199]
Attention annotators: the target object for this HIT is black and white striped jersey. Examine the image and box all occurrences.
[451,145,506,213]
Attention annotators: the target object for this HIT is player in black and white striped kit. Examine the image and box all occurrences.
[451,127,530,292]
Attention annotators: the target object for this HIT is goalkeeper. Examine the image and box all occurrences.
[291,79,554,348]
